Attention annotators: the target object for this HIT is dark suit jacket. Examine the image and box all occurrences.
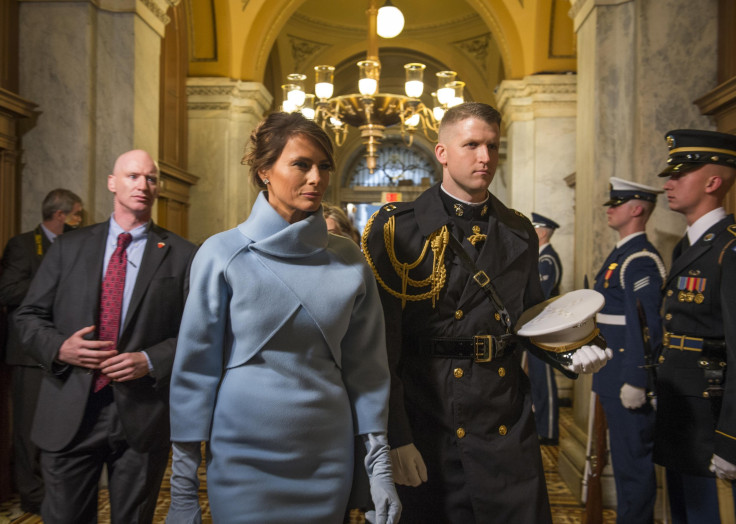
[0,226,51,366]
[14,221,196,453]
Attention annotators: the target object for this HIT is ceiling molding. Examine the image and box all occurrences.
[289,10,479,34]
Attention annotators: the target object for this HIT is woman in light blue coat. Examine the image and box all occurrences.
[166,113,400,524]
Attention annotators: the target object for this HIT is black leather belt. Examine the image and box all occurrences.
[429,335,511,362]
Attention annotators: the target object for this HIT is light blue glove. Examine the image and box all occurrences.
[166,441,203,524]
[363,432,402,524]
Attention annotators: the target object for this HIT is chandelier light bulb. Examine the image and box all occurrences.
[359,78,378,96]
[377,1,404,38]
[358,60,380,96]
[287,88,306,107]
[314,66,335,99]
[404,63,425,98]
[437,87,454,105]
[405,113,420,127]
[315,82,334,100]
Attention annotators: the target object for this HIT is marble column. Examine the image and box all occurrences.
[496,74,577,293]
[565,0,719,509]
[495,74,578,406]
[186,78,272,245]
[18,0,173,228]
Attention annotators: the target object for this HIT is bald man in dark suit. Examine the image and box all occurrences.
[15,150,196,524]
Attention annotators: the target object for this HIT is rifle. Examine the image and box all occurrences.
[582,391,608,524]
[635,299,657,402]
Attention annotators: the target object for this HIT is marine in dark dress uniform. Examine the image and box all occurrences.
[529,212,562,444]
[654,129,736,523]
[363,102,611,524]
[592,177,664,524]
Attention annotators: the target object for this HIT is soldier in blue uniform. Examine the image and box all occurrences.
[362,102,612,524]
[529,212,562,444]
[592,176,665,524]
[654,129,736,523]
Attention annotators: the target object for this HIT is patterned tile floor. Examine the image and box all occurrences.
[0,407,617,523]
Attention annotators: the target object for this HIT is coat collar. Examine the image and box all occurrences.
[667,215,734,286]
[415,185,531,308]
[238,192,327,258]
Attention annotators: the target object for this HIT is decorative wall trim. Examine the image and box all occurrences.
[452,33,491,73]
[288,34,330,65]
[186,78,273,115]
[495,74,577,123]
[186,0,218,62]
[548,0,575,59]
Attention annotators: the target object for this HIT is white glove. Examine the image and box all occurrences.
[389,443,428,487]
[620,383,647,409]
[563,345,613,374]
[166,442,203,524]
[710,454,736,481]
[363,433,402,524]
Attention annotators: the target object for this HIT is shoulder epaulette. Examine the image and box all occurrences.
[362,209,449,309]
[619,250,666,289]
[513,209,527,220]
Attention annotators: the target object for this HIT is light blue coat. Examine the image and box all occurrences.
[169,193,390,522]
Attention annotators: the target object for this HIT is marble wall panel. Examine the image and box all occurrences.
[19,3,95,229]
[18,2,165,228]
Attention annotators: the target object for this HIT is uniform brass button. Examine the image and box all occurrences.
[454,368,464,379]
[494,313,501,321]
[658,355,665,364]
[499,425,508,436]
[456,427,466,439]
[699,360,708,367]
[667,290,674,297]
[498,367,506,377]
[665,313,672,321]
[455,309,464,320]
[703,391,710,399]
[618,347,625,353]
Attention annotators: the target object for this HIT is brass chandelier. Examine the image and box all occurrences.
[281,0,466,173]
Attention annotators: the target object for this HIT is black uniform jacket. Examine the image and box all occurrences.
[14,221,196,453]
[364,184,553,522]
[654,215,736,475]
[0,226,51,366]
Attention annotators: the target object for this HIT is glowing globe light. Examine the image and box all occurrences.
[376,2,404,38]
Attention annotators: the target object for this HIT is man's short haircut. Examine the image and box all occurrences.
[41,188,82,221]
[438,102,502,140]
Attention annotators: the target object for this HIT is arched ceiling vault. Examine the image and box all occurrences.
[188,0,576,85]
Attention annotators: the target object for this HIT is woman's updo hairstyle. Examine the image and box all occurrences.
[242,111,335,189]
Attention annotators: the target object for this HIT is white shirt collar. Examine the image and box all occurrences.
[687,207,727,245]
[40,223,57,243]
[616,231,645,249]
[440,184,489,206]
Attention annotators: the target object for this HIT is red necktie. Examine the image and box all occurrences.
[94,232,132,392]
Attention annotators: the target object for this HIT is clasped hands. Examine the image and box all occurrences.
[57,324,149,382]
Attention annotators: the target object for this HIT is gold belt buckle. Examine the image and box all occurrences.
[474,335,493,362]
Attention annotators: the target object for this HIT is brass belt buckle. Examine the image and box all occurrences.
[473,271,490,287]
[474,335,493,362]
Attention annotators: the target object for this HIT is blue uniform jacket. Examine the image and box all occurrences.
[538,243,561,299]
[592,234,664,397]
